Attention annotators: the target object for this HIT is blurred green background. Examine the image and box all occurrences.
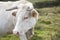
[0,0,60,40]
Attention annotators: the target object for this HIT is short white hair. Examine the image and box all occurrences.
[20,0,26,1]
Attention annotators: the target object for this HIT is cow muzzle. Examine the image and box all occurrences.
[13,30,19,36]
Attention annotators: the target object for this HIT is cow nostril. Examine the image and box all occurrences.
[13,31,19,36]
[16,32,19,35]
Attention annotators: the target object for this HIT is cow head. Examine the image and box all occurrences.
[12,2,38,36]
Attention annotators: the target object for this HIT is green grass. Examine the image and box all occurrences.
[0,0,60,40]
[0,34,20,40]
[29,0,55,3]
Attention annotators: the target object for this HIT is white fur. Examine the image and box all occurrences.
[13,1,38,40]
[0,0,38,40]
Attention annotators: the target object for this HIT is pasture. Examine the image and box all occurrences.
[0,0,60,40]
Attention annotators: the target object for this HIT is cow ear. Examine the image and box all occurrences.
[12,12,16,17]
[31,9,38,17]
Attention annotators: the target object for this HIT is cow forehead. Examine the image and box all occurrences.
[17,2,33,9]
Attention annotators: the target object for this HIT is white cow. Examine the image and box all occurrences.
[0,2,15,36]
[0,0,39,40]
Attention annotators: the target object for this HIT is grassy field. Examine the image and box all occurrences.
[0,0,60,40]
